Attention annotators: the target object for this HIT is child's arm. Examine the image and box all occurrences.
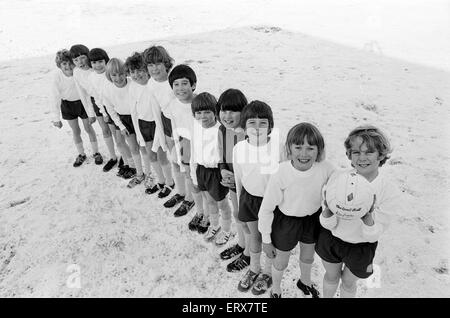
[148,91,168,152]
[258,173,282,244]
[103,93,126,132]
[232,145,243,205]
[319,169,339,230]
[73,74,96,120]
[361,182,401,241]
[50,72,62,125]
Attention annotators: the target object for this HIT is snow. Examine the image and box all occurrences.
[0,0,449,297]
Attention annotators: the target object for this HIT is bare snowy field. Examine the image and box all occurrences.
[0,0,449,297]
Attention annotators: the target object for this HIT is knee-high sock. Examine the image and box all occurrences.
[173,169,185,196]
[209,209,220,227]
[104,136,116,160]
[117,145,127,165]
[192,191,203,215]
[150,161,165,184]
[126,155,135,168]
[263,254,273,276]
[300,261,313,286]
[249,251,261,274]
[243,232,251,256]
[132,153,143,176]
[236,223,246,249]
[142,152,151,175]
[340,283,357,298]
[272,266,284,294]
[75,142,85,155]
[184,177,193,201]
[219,202,232,232]
[323,277,339,298]
[161,163,174,185]
[90,141,99,154]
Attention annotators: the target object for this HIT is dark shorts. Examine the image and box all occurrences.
[90,96,102,117]
[60,99,88,120]
[271,207,322,251]
[138,119,156,142]
[119,114,135,135]
[161,111,172,137]
[102,108,116,126]
[315,228,378,279]
[179,137,190,165]
[196,165,229,201]
[238,187,263,223]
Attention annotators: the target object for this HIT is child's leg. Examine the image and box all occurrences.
[97,116,116,160]
[116,130,133,167]
[80,118,98,154]
[272,249,291,295]
[172,163,185,196]
[191,185,204,216]
[299,242,316,286]
[246,220,262,273]
[340,266,359,298]
[218,196,232,232]
[321,260,343,298]
[230,191,249,255]
[145,141,164,183]
[125,134,143,176]
[204,191,219,227]
[158,147,174,186]
[66,119,85,155]
[182,164,194,202]
[140,147,151,176]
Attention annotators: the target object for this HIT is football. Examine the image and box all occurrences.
[325,171,375,220]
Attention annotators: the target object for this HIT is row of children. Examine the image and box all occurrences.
[51,44,401,298]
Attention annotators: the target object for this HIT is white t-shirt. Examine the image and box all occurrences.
[258,160,336,244]
[147,78,176,115]
[320,169,402,243]
[102,79,132,130]
[72,67,95,117]
[50,70,80,121]
[87,71,109,116]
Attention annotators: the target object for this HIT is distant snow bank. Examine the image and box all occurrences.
[0,0,449,71]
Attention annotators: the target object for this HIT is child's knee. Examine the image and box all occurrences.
[325,271,341,283]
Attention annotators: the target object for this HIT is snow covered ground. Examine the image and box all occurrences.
[0,0,449,297]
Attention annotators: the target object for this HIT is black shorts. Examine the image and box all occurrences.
[90,97,102,117]
[138,119,156,142]
[196,165,229,201]
[161,112,172,137]
[103,108,116,126]
[60,99,88,120]
[119,114,135,135]
[315,228,378,279]
[271,207,322,251]
[238,187,263,223]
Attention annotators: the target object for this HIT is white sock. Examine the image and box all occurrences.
[263,254,273,276]
[132,153,143,176]
[300,261,313,286]
[184,177,193,201]
[221,217,232,232]
[126,156,135,168]
[249,251,261,274]
[75,142,85,155]
[323,277,339,298]
[237,223,246,249]
[162,163,174,185]
[90,141,98,154]
[209,210,220,227]
[150,161,165,184]
[142,153,151,175]
[272,266,285,295]
[104,136,116,160]
[173,169,185,195]
[340,283,357,298]
[243,233,251,256]
[192,191,203,215]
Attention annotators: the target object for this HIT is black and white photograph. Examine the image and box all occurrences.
[0,0,449,299]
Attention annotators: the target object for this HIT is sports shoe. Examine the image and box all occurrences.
[122,167,136,179]
[163,193,185,208]
[158,183,175,198]
[215,230,232,246]
[204,225,221,242]
[93,152,103,165]
[296,279,320,298]
[270,291,282,298]
[197,217,210,234]
[127,174,145,188]
[73,154,87,167]
[237,269,259,292]
[251,273,272,295]
[103,158,117,172]
[220,244,245,260]
[226,253,250,272]
[174,200,195,217]
[145,182,164,195]
[188,213,203,231]
[116,165,128,177]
